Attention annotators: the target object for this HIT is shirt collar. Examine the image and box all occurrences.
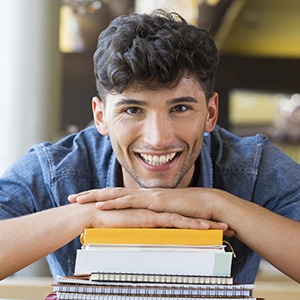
[195,133,213,188]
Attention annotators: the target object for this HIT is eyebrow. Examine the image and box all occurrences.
[115,99,148,107]
[115,97,199,107]
[166,97,199,105]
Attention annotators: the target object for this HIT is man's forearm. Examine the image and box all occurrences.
[213,190,300,283]
[0,202,93,280]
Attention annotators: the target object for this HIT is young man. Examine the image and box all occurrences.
[0,10,300,284]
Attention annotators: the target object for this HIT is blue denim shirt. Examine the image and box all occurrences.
[1,125,300,283]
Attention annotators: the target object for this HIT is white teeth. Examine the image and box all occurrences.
[140,153,176,166]
[159,156,166,164]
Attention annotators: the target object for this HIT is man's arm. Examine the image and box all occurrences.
[0,203,92,280]
[214,189,300,283]
[69,187,300,283]
[0,196,228,280]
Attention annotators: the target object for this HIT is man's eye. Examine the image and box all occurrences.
[172,105,188,113]
[125,107,141,115]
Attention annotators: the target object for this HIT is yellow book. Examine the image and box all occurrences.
[80,228,223,246]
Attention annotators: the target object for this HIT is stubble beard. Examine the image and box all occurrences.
[121,159,195,189]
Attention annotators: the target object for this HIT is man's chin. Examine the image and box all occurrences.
[136,179,179,189]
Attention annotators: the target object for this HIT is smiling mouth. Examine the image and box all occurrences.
[139,153,177,166]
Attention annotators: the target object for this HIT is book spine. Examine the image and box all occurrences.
[80,228,223,246]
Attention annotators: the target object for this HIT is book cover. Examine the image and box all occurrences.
[80,228,223,246]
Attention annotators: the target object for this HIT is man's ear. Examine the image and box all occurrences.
[204,92,219,132]
[92,96,109,135]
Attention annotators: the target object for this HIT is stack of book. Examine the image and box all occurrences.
[45,228,264,300]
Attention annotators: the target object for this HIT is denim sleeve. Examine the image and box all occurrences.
[0,145,84,278]
[253,140,300,221]
[0,148,56,219]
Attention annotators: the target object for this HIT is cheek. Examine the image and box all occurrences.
[108,123,136,149]
[106,117,129,135]
[184,124,205,151]
[179,118,205,139]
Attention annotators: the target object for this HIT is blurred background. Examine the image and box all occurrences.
[0,0,300,297]
[1,0,300,174]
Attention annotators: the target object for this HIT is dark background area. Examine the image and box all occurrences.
[60,0,300,132]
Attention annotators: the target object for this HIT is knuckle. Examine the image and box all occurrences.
[169,212,182,225]
[148,197,164,211]
[124,194,136,204]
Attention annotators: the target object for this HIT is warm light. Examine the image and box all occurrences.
[61,0,104,14]
[198,0,221,6]
[59,0,105,52]
[205,0,221,6]
[59,5,84,53]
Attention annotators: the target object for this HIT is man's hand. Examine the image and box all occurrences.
[68,187,234,235]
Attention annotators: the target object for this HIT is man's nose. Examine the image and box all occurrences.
[143,114,174,149]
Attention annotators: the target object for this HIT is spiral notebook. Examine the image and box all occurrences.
[50,273,256,299]
[45,293,263,300]
[90,271,234,285]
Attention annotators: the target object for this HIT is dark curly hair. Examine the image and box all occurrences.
[93,9,219,101]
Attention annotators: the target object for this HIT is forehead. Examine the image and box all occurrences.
[105,76,205,105]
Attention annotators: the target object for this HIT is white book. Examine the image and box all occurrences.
[74,245,232,277]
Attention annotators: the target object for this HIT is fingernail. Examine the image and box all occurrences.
[95,201,105,208]
[76,196,85,202]
[67,194,75,202]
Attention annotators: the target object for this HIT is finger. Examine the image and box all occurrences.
[150,213,231,231]
[94,190,170,211]
[141,211,210,230]
[223,228,236,237]
[68,194,80,203]
[68,190,96,203]
[68,188,125,204]
[205,221,229,231]
[95,194,142,210]
[94,209,208,229]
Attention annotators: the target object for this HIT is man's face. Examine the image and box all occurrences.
[93,76,218,188]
